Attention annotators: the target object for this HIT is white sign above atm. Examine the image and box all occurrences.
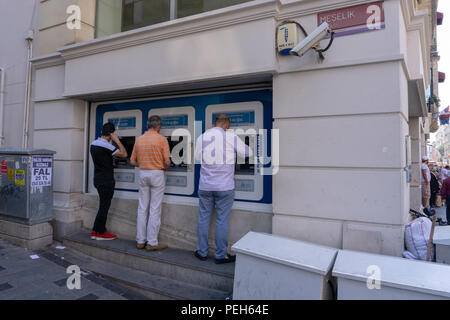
[161,114,188,128]
[212,111,255,126]
[108,117,136,130]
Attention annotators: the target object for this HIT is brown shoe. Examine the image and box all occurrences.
[136,242,146,249]
[145,243,168,251]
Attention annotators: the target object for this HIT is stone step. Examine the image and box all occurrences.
[46,246,229,300]
[63,232,235,293]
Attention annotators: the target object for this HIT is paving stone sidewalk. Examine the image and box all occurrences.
[0,238,147,300]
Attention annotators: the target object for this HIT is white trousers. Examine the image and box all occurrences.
[136,170,166,246]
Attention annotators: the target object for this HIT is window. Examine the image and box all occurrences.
[177,0,252,19]
[95,0,252,38]
[122,0,170,32]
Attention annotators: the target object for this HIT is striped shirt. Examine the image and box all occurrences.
[131,130,171,170]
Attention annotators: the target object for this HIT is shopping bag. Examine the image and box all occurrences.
[436,195,442,207]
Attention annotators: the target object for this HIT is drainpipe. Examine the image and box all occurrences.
[0,67,5,146]
[22,30,34,148]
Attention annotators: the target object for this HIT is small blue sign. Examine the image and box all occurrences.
[166,175,187,187]
[212,111,255,127]
[108,117,136,130]
[161,115,188,128]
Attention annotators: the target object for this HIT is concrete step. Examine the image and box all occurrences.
[46,246,229,300]
[63,232,235,293]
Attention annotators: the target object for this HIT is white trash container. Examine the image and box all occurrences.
[332,249,450,300]
[232,232,338,300]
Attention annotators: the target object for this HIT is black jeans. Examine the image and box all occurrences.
[93,181,115,234]
[447,196,450,223]
[430,192,438,207]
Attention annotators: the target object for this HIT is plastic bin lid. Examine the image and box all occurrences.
[434,226,450,243]
[332,249,450,298]
[231,232,338,275]
[0,148,56,155]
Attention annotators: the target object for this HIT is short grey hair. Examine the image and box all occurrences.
[147,115,162,129]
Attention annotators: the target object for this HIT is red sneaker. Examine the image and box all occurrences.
[95,230,117,240]
[91,231,97,240]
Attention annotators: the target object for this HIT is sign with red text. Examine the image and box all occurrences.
[1,160,7,175]
[318,1,385,37]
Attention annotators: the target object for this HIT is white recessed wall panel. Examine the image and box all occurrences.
[273,214,343,249]
[274,62,406,119]
[33,129,84,161]
[64,19,276,96]
[34,65,65,101]
[34,100,85,130]
[273,167,404,225]
[53,160,83,193]
[276,114,405,168]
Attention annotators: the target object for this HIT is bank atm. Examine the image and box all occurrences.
[103,110,142,190]
[205,102,263,201]
[148,106,195,195]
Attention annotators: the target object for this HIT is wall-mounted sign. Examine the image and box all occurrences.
[161,115,189,129]
[15,170,25,186]
[8,169,14,181]
[166,175,188,187]
[108,117,137,130]
[318,1,385,37]
[212,111,255,126]
[1,160,7,175]
[277,23,299,55]
[114,172,135,183]
[31,156,53,187]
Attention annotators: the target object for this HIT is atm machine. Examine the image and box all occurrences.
[205,101,264,201]
[148,106,195,195]
[103,110,142,190]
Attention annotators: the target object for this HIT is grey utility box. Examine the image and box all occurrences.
[0,148,55,249]
[332,249,450,300]
[232,232,338,300]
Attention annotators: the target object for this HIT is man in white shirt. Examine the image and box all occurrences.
[421,156,431,208]
[194,114,253,264]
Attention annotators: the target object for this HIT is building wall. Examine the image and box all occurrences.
[31,58,87,239]
[29,0,433,256]
[271,0,412,256]
[0,0,39,148]
[38,0,95,56]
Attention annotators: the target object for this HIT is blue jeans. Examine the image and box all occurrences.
[197,189,234,259]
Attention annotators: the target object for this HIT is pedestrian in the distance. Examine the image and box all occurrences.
[442,165,450,182]
[421,156,431,210]
[90,122,128,240]
[440,175,450,224]
[430,170,440,208]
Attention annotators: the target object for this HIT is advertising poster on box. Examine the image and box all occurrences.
[31,156,53,187]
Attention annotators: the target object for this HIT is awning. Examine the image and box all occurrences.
[437,12,444,25]
[439,72,446,83]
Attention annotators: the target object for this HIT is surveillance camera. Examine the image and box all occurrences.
[290,22,331,57]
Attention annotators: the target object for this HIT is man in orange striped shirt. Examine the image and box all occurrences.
[130,115,171,251]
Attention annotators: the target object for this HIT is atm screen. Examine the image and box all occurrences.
[167,136,188,172]
[113,136,135,169]
[235,136,254,175]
